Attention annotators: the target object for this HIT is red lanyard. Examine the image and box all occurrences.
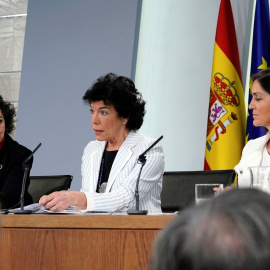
[0,135,5,151]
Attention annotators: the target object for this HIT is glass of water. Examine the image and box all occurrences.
[195,183,223,205]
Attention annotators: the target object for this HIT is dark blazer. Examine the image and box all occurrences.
[0,133,33,209]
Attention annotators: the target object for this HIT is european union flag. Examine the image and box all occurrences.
[246,0,270,141]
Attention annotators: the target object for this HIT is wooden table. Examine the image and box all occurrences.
[0,214,175,270]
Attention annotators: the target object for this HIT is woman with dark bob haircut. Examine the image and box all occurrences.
[40,73,164,213]
[0,95,33,209]
[83,73,145,131]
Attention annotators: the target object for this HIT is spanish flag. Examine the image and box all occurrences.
[204,0,246,170]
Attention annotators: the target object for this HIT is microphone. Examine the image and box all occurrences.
[127,135,163,215]
[138,135,163,160]
[22,143,41,168]
[11,143,42,214]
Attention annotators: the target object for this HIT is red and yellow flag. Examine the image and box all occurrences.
[204,0,246,170]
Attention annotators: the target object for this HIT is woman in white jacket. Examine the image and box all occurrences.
[235,68,270,187]
[39,73,164,213]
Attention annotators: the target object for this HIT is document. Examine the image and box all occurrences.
[10,203,83,215]
[10,204,139,215]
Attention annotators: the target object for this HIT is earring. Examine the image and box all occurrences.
[123,121,126,124]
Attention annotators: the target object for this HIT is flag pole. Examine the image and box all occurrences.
[244,0,256,118]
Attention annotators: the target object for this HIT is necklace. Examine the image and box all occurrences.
[98,158,107,193]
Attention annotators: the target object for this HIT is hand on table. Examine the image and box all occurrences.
[39,191,86,212]
[213,186,232,193]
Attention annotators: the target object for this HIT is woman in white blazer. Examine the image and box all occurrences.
[40,73,164,213]
[234,68,270,188]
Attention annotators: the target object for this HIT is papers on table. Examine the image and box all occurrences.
[9,203,84,215]
[9,203,177,215]
[10,203,122,215]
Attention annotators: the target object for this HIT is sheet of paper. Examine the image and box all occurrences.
[10,203,83,215]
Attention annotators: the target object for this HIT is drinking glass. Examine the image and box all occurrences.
[195,183,223,205]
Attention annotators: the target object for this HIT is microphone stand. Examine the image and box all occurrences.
[127,135,163,215]
[13,162,32,214]
[127,155,147,215]
[11,143,42,214]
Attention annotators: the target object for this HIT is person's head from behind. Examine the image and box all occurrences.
[82,73,146,142]
[0,95,16,142]
[249,68,270,131]
[150,188,270,270]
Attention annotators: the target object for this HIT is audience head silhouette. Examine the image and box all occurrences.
[151,188,270,270]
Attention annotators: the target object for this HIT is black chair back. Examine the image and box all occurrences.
[28,175,73,203]
[161,170,236,213]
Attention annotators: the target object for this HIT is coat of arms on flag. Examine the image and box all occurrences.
[206,73,240,151]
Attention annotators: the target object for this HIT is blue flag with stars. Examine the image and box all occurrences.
[246,0,270,141]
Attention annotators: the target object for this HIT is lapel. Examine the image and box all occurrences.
[0,134,12,181]
[105,131,141,192]
[88,140,106,192]
[244,132,270,167]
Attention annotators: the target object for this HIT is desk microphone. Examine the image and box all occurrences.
[127,135,163,215]
[11,143,42,214]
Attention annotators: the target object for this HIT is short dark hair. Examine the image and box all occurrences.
[0,95,16,134]
[83,73,146,131]
[150,188,270,270]
[252,67,270,95]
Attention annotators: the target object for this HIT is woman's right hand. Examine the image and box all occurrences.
[39,191,86,212]
[213,186,232,192]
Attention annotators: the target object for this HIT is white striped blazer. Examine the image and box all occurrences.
[80,130,164,213]
[234,131,270,188]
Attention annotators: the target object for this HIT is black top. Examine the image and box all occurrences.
[0,133,33,209]
[96,149,118,192]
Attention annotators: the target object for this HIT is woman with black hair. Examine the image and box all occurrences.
[235,68,270,187]
[40,73,164,213]
[0,95,33,209]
